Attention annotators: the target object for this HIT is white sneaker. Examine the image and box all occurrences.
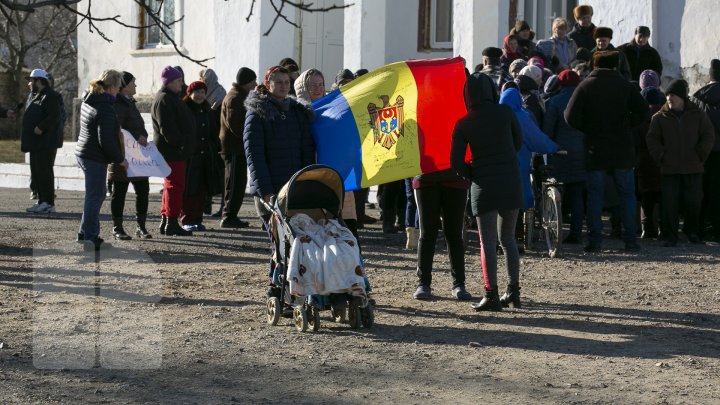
[34,202,55,214]
[26,203,41,213]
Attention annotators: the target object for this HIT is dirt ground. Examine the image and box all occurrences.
[0,187,719,404]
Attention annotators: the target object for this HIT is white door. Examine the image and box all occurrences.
[298,0,344,91]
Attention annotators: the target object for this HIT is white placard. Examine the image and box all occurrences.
[122,129,171,178]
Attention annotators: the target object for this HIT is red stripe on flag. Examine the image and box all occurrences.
[406,57,467,174]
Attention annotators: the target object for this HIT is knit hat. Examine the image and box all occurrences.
[120,71,135,89]
[639,70,660,89]
[641,87,664,105]
[335,68,354,86]
[710,59,720,82]
[186,80,207,95]
[558,69,581,87]
[592,51,619,69]
[573,5,593,19]
[544,74,561,95]
[235,67,257,86]
[161,66,182,85]
[528,56,545,70]
[482,47,503,58]
[509,59,528,76]
[515,74,538,92]
[635,26,651,36]
[576,47,593,62]
[665,79,689,100]
[593,27,613,40]
[519,65,543,87]
[501,80,519,93]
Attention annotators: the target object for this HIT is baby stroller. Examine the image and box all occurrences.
[262,165,374,332]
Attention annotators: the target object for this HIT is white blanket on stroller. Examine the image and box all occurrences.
[287,214,364,296]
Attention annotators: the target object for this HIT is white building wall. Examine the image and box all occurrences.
[344,0,387,72]
[385,0,452,65]
[76,0,215,97]
[453,0,508,70]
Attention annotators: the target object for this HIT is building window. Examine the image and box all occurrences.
[139,0,176,48]
[419,0,453,51]
[514,0,577,39]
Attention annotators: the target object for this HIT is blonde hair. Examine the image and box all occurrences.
[88,69,122,95]
[552,18,568,32]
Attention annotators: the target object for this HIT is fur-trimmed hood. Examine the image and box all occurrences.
[244,90,314,122]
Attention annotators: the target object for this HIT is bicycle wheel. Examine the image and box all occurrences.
[543,186,563,258]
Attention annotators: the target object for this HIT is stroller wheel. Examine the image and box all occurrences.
[293,306,308,332]
[361,303,375,328]
[348,300,361,329]
[308,306,321,332]
[331,303,347,323]
[266,297,281,325]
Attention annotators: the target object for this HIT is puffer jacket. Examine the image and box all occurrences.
[568,23,596,53]
[450,72,523,216]
[543,86,586,183]
[151,86,196,162]
[21,87,61,153]
[646,100,716,174]
[75,92,124,165]
[108,93,149,181]
[500,88,558,209]
[243,91,316,197]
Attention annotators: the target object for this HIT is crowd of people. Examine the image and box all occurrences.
[6,4,719,312]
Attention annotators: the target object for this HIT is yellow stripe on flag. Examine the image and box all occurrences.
[340,62,421,188]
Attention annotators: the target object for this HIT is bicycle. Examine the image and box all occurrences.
[523,152,566,258]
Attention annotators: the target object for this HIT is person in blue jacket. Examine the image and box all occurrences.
[499,88,559,212]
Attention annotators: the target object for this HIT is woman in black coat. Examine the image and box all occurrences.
[181,81,221,232]
[75,70,127,250]
[450,72,523,311]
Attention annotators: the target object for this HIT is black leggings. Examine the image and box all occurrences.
[415,186,467,289]
[110,178,150,218]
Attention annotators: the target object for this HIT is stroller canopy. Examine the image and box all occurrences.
[277,165,345,218]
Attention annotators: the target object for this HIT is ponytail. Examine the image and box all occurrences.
[88,69,122,95]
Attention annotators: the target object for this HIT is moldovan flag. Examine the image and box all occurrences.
[311,57,467,191]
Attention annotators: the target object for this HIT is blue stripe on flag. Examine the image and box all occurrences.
[311,90,363,191]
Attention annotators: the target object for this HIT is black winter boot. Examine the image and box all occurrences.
[135,215,152,239]
[471,287,502,312]
[159,215,167,235]
[112,217,132,240]
[165,216,193,236]
[499,283,521,308]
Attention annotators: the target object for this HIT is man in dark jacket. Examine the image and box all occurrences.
[565,51,649,252]
[591,27,632,81]
[568,5,596,52]
[151,65,196,236]
[481,47,513,94]
[618,26,663,82]
[218,67,256,229]
[22,69,62,214]
[692,59,720,241]
[647,80,716,246]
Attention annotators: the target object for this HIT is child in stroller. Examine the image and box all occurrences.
[261,165,374,332]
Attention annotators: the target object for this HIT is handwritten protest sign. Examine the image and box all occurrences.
[122,129,171,178]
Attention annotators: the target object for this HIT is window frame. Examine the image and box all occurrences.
[138,0,182,50]
[418,0,453,52]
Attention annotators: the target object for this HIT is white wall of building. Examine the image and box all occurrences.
[453,0,508,70]
[385,0,452,65]
[76,0,215,96]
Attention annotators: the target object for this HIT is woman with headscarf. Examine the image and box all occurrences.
[199,68,227,111]
[509,59,528,78]
[180,81,220,232]
[450,72,523,311]
[200,68,228,215]
[509,20,539,60]
[501,34,524,71]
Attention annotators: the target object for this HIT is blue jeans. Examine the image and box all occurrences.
[586,169,637,246]
[404,178,419,228]
[77,156,108,242]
